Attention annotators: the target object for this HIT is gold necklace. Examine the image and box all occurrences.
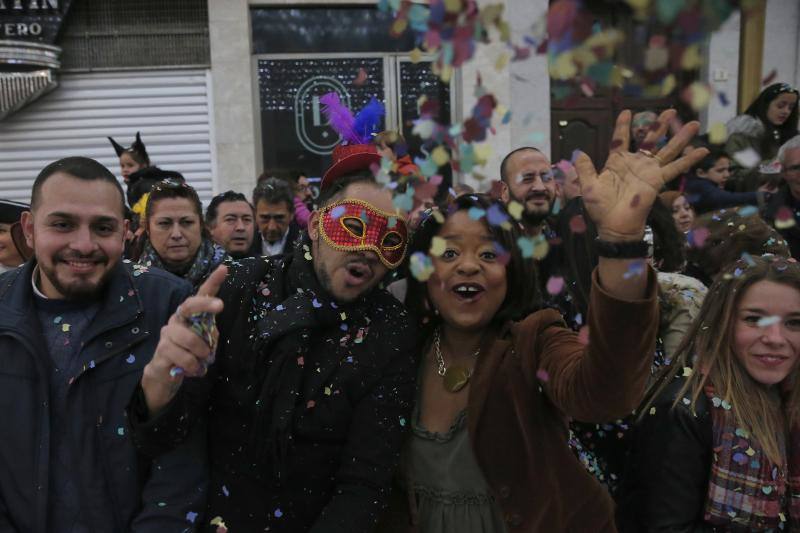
[434,328,481,393]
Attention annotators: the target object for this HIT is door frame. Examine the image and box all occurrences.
[251,52,459,170]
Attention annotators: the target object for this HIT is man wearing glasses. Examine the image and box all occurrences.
[765,136,800,258]
[499,147,560,238]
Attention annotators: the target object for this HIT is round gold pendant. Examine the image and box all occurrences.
[443,366,471,393]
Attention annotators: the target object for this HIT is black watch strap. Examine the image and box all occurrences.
[594,237,649,259]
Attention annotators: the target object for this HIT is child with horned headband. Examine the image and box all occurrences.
[108,132,151,183]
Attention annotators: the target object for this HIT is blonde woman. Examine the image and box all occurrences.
[619,255,800,531]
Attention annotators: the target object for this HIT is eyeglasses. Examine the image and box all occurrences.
[515,169,555,184]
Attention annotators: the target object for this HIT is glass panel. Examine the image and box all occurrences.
[398,60,453,184]
[257,57,385,179]
[251,7,415,54]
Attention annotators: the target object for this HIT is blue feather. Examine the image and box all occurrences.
[353,97,385,144]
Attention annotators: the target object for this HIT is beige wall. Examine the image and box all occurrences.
[208,0,260,196]
[210,0,548,193]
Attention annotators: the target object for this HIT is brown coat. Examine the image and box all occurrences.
[380,269,659,532]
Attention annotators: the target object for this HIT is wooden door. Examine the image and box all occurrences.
[550,0,698,168]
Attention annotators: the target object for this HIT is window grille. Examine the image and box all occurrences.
[58,0,209,70]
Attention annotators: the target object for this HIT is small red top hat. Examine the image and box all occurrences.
[321,144,382,192]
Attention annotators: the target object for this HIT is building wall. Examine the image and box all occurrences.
[763,0,800,90]
[208,0,260,197]
[211,0,552,194]
[703,10,740,131]
[209,1,794,194]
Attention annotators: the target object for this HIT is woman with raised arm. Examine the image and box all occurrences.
[378,110,708,533]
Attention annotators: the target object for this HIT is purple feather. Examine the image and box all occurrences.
[353,97,385,144]
[320,92,358,144]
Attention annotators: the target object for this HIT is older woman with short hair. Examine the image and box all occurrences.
[136,179,228,290]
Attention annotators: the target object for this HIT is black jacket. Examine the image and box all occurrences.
[763,186,800,259]
[0,260,207,532]
[617,377,713,532]
[247,221,303,259]
[133,242,419,532]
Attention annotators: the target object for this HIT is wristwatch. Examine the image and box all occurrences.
[594,237,650,259]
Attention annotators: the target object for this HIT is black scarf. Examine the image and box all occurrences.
[138,238,227,289]
[249,240,368,484]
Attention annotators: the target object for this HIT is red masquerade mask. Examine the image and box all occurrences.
[319,199,408,269]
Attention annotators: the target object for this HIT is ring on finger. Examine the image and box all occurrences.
[175,304,189,323]
[638,149,664,165]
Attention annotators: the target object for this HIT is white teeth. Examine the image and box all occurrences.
[455,286,479,293]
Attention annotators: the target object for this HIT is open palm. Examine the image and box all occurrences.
[575,110,708,241]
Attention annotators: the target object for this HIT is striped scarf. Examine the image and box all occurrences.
[704,385,800,531]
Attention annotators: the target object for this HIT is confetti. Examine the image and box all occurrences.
[708,122,727,144]
[62,324,71,333]
[507,201,523,220]
[274,508,283,518]
[517,237,534,258]
[688,227,710,248]
[186,511,198,523]
[732,148,761,169]
[577,326,589,345]
[762,69,777,86]
[569,214,586,234]
[468,207,486,220]
[430,236,447,256]
[775,207,796,230]
[757,315,780,328]
[486,204,509,227]
[623,260,646,280]
[546,276,565,295]
[353,67,367,86]
[126,354,135,364]
[535,369,549,382]
[330,206,347,220]
[117,427,125,436]
[409,252,434,281]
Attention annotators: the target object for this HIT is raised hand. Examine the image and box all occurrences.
[575,109,708,242]
[141,265,228,415]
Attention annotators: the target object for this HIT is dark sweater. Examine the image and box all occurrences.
[684,175,761,215]
[34,293,102,533]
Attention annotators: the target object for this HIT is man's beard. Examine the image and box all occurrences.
[40,251,112,301]
[313,251,377,304]
[511,190,552,228]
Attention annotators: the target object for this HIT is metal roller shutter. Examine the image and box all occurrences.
[0,68,216,206]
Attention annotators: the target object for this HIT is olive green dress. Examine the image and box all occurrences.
[402,405,508,533]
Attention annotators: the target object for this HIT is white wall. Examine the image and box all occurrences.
[509,0,550,157]
[763,0,800,90]
[702,10,740,131]
[208,0,260,195]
